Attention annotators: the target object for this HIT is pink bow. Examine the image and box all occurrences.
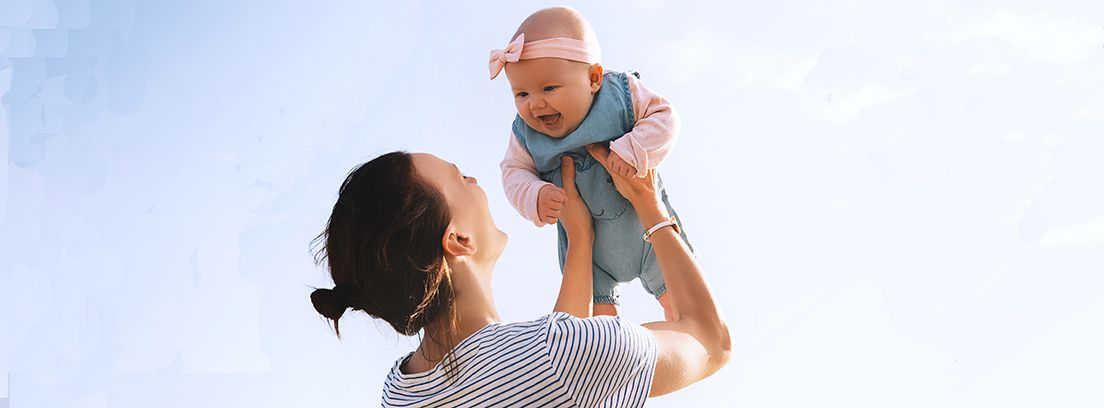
[488,34,525,80]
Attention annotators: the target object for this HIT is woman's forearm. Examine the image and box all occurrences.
[638,205,730,350]
[553,237,594,318]
[582,143,731,393]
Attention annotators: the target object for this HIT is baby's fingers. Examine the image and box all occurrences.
[543,206,562,223]
[608,158,621,174]
[548,186,566,203]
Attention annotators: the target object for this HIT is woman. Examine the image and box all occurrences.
[310,144,730,406]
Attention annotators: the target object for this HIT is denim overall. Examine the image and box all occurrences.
[512,70,692,305]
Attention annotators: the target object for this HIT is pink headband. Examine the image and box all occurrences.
[488,33,602,80]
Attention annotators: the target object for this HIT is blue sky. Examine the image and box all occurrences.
[2,0,1103,406]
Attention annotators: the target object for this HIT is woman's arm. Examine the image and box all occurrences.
[585,144,733,397]
[552,155,594,318]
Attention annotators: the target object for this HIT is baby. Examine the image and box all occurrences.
[494,7,692,318]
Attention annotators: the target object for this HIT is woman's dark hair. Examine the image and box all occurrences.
[310,151,457,345]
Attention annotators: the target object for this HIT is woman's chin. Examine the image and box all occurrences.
[488,230,509,259]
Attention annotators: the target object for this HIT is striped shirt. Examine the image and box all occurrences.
[382,312,658,407]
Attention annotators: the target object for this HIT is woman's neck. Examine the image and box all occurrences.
[414,258,500,365]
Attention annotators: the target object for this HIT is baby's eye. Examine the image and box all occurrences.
[543,86,557,92]
[515,91,529,98]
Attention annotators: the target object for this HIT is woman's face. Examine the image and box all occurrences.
[411,153,507,262]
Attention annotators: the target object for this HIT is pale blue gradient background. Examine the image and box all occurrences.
[2,0,1102,406]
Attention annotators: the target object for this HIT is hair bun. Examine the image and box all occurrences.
[311,286,349,320]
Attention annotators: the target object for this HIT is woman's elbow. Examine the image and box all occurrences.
[709,322,733,369]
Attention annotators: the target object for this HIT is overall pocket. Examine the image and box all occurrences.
[543,153,629,221]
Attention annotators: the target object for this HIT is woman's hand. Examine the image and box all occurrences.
[584,144,667,226]
[558,155,593,245]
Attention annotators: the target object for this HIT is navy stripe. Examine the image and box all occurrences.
[426,341,547,407]
[395,319,550,394]
[381,312,657,407]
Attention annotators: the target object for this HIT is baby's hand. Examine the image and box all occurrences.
[606,151,638,178]
[537,184,566,225]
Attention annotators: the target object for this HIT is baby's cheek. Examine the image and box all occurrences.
[567,96,593,126]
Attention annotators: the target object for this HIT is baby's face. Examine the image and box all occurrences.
[505,58,600,138]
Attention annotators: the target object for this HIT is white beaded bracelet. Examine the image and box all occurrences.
[643,217,680,242]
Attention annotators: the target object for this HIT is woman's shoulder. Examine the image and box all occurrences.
[384,313,570,379]
[542,312,659,407]
[383,313,578,392]
[486,312,567,339]
[382,313,656,407]
[543,312,656,349]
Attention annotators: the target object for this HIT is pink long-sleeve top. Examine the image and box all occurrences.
[499,74,681,227]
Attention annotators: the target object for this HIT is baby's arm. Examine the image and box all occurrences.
[607,74,682,178]
[500,133,565,227]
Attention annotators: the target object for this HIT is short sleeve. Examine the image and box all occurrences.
[544,312,658,407]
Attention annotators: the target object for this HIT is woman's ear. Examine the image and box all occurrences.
[589,63,604,93]
[441,226,477,258]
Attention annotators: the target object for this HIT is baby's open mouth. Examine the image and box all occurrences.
[539,113,561,128]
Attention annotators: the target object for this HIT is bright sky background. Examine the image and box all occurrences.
[2,0,1102,406]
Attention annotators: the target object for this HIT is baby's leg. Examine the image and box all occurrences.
[557,216,624,317]
[593,263,621,316]
[642,243,677,321]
